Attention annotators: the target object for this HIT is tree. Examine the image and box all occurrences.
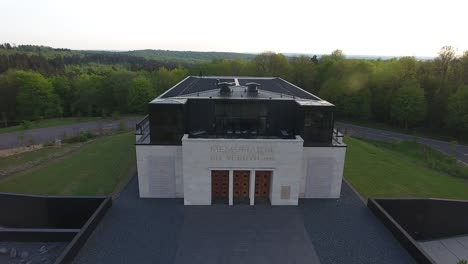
[72,74,103,116]
[51,76,72,116]
[446,85,468,132]
[154,67,187,95]
[330,49,345,60]
[15,71,62,120]
[251,52,290,78]
[390,82,427,128]
[128,76,153,113]
[0,70,20,125]
[290,56,317,93]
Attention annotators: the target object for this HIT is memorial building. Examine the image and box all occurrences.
[135,76,346,205]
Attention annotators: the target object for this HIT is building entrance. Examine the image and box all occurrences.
[211,170,229,204]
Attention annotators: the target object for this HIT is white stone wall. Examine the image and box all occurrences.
[136,145,183,198]
[182,135,304,205]
[301,146,347,198]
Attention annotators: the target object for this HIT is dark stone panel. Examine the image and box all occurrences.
[368,199,435,264]
[372,198,468,240]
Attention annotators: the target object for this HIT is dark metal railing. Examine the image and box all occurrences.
[135,115,149,135]
[333,129,344,144]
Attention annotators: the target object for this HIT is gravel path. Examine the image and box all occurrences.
[73,176,414,264]
[0,117,142,150]
[336,122,468,164]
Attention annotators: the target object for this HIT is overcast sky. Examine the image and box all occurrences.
[1,0,467,57]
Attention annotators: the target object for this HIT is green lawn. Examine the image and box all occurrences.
[0,132,136,195]
[344,137,468,200]
[338,119,467,144]
[0,116,135,134]
[0,144,79,174]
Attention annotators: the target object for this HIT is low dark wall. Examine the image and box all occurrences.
[0,193,48,228]
[55,197,112,264]
[0,192,112,264]
[368,199,434,264]
[375,198,468,240]
[0,193,105,229]
[47,197,105,229]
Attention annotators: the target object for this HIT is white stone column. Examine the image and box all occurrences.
[249,170,255,206]
[229,170,233,206]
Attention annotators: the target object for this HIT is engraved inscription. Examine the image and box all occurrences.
[210,144,274,161]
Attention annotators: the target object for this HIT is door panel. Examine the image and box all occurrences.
[255,171,271,199]
[234,171,250,202]
[211,170,229,204]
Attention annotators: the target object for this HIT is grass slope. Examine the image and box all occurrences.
[344,137,468,200]
[0,132,135,195]
[0,144,78,173]
[0,117,104,134]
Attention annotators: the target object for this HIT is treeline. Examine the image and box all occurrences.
[0,65,186,125]
[0,44,181,75]
[0,44,467,140]
[190,48,468,138]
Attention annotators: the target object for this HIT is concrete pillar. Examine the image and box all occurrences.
[249,170,255,206]
[229,170,233,206]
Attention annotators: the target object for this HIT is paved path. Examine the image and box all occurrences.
[419,235,468,264]
[0,117,142,150]
[73,176,414,264]
[336,122,468,164]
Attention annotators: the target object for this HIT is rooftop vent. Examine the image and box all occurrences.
[246,82,260,94]
[218,82,231,95]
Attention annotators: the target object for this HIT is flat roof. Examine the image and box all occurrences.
[155,76,326,102]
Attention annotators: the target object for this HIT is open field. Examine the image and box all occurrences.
[344,137,468,200]
[0,132,135,196]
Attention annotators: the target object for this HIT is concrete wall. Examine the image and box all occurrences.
[301,146,346,198]
[182,135,304,205]
[136,145,183,198]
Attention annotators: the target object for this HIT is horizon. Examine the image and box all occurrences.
[2,0,467,57]
[3,43,437,59]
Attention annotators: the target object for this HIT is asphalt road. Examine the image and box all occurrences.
[336,122,468,165]
[0,117,142,150]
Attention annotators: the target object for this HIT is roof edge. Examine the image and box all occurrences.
[276,77,324,101]
[156,75,192,99]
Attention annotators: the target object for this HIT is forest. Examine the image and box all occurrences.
[0,44,467,140]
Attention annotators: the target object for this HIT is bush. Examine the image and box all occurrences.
[21,120,33,130]
[63,131,95,144]
[111,111,120,120]
[458,260,467,264]
[117,121,127,133]
[43,141,56,147]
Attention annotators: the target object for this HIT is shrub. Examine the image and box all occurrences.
[43,141,56,147]
[63,131,95,144]
[111,111,120,120]
[21,120,33,130]
[117,121,127,133]
[457,260,467,264]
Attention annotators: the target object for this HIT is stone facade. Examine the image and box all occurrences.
[136,136,346,205]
